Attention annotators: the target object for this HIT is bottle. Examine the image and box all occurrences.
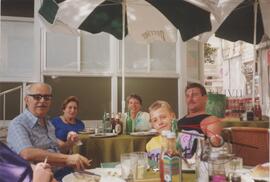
[111,113,116,133]
[254,98,262,120]
[102,112,106,133]
[163,132,182,182]
[159,130,171,182]
[208,144,230,182]
[195,138,210,182]
[121,113,127,134]
[126,111,133,134]
[115,113,123,134]
[104,113,111,133]
[171,119,178,137]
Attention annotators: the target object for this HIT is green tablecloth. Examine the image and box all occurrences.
[73,134,153,168]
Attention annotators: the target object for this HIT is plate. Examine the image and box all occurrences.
[129,131,157,136]
[89,168,121,177]
[252,176,270,182]
[63,169,124,182]
[89,133,118,138]
[78,130,94,134]
[78,128,95,134]
[62,172,100,182]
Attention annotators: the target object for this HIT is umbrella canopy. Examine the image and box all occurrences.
[215,0,270,44]
[39,0,212,43]
[38,0,212,112]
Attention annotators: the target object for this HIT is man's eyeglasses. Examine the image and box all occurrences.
[27,94,52,101]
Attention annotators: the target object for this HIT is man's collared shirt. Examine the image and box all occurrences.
[7,109,59,154]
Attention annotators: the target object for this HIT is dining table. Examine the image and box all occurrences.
[100,161,196,182]
[73,134,154,168]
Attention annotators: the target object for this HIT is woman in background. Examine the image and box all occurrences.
[125,94,151,133]
[51,96,85,145]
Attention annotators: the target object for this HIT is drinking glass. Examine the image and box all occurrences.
[132,152,149,179]
[121,153,138,181]
[228,157,243,171]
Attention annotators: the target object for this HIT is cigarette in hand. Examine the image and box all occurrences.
[43,156,48,168]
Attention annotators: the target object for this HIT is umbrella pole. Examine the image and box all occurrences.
[121,0,126,113]
[252,1,258,107]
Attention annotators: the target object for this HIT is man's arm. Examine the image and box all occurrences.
[200,116,223,146]
[20,147,90,170]
[57,131,80,154]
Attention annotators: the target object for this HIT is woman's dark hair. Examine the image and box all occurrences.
[61,96,79,110]
[185,82,207,96]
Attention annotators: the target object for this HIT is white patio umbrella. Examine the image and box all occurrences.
[39,0,212,113]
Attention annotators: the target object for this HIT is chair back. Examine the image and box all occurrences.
[230,127,269,166]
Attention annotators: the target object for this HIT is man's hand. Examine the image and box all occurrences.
[66,154,91,170]
[33,162,54,182]
[66,131,80,146]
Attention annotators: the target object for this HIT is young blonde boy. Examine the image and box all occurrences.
[146,100,175,158]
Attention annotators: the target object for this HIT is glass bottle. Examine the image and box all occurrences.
[126,111,133,134]
[208,143,231,182]
[159,130,171,182]
[171,119,178,137]
[195,138,210,182]
[254,98,262,120]
[163,132,182,182]
[115,113,123,134]
[104,112,111,133]
[111,113,116,133]
[102,112,106,133]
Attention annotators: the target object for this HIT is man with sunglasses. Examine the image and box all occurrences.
[7,82,90,181]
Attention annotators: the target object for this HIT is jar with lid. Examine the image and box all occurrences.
[208,143,233,182]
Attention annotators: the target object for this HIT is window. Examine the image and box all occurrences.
[44,76,111,120]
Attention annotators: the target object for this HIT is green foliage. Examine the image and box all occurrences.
[204,43,217,64]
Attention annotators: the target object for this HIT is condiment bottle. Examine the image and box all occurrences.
[163,132,182,182]
[126,111,133,134]
[159,130,171,182]
[115,113,123,134]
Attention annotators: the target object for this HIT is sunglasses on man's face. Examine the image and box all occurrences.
[27,94,52,101]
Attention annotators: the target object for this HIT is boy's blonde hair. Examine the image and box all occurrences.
[148,100,175,116]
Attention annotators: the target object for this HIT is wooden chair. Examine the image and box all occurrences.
[228,127,269,166]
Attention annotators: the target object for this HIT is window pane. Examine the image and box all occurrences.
[45,76,111,120]
[118,77,178,117]
[81,32,111,72]
[187,40,200,80]
[119,36,148,72]
[150,42,176,72]
[0,21,36,81]
[46,32,78,71]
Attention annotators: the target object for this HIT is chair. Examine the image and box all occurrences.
[229,127,269,166]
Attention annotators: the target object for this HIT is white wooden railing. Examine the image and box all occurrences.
[0,86,23,121]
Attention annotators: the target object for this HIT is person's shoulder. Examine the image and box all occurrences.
[51,116,62,124]
[141,112,150,119]
[9,112,28,126]
[146,135,161,151]
[203,115,221,122]
[148,135,161,143]
[201,115,221,126]
[76,119,85,126]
